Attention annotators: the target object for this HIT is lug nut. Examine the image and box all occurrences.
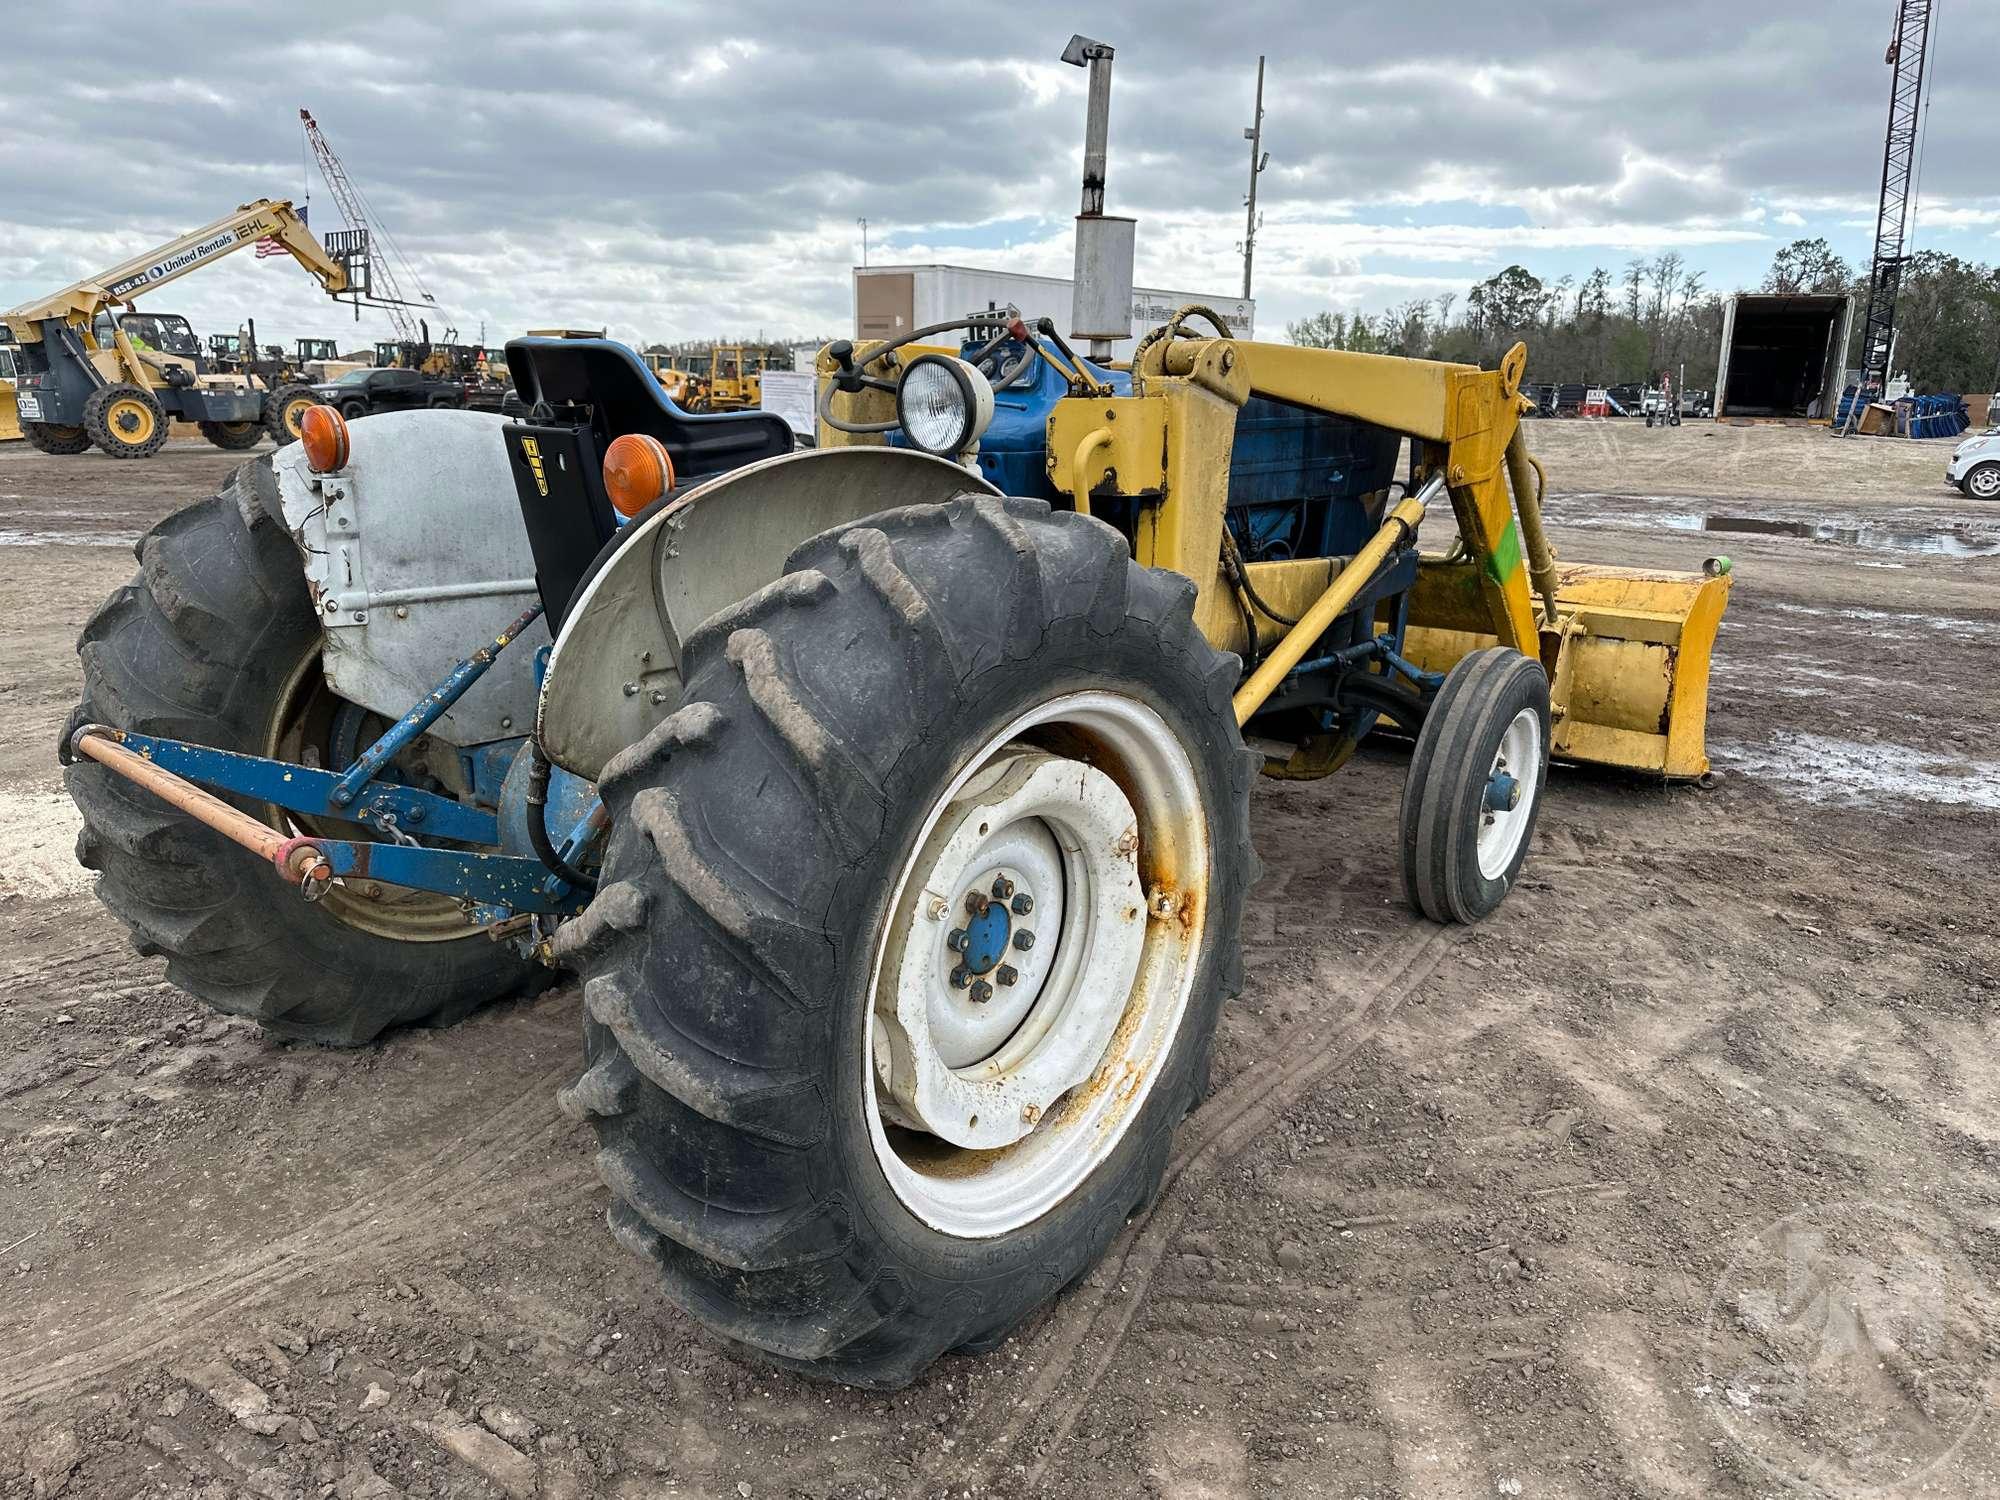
[1012,929,1035,951]
[950,965,972,989]
[969,979,994,1004]
[947,928,970,952]
[1011,892,1033,916]
[965,890,989,916]
[996,965,1019,987]
[991,875,1014,900]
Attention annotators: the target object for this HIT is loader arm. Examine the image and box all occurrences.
[1047,334,1730,778]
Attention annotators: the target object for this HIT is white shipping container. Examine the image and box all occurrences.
[854,264,1253,361]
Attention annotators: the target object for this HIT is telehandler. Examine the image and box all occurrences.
[3,199,365,457]
[61,43,1728,1388]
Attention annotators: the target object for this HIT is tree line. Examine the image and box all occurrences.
[1285,239,2000,396]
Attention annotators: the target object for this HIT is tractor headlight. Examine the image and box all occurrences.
[896,355,994,459]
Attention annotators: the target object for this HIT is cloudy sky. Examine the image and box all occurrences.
[3,2,1994,352]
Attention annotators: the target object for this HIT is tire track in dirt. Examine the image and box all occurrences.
[951,919,1464,1489]
[0,1060,578,1413]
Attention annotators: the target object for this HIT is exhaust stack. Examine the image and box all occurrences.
[1061,35,1134,361]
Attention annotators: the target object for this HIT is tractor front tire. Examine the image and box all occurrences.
[199,420,265,451]
[65,456,549,1044]
[20,420,92,455]
[84,384,169,459]
[1400,647,1551,924]
[264,383,319,446]
[557,494,1255,1387]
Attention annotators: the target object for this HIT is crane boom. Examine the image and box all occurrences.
[300,109,434,343]
[3,199,349,341]
[1856,0,1933,391]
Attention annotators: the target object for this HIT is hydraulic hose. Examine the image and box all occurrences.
[1220,527,1302,628]
[1504,427,1562,623]
[526,740,599,892]
[1130,304,1237,381]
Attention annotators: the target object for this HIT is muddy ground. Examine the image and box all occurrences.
[0,421,1996,1499]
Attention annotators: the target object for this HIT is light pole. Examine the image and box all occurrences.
[1241,56,1269,301]
[857,217,869,267]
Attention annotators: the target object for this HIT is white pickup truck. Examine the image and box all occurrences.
[1947,417,2000,500]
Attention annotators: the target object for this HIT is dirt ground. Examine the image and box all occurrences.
[1,422,1996,1500]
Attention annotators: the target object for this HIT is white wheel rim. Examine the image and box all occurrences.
[1972,468,2000,499]
[865,691,1209,1239]
[1476,707,1542,881]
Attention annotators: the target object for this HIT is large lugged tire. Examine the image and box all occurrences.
[263,383,318,445]
[198,419,265,451]
[1399,646,1551,923]
[21,420,92,455]
[556,494,1256,1387]
[64,457,549,1044]
[83,383,168,459]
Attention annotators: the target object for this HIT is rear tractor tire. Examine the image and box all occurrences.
[83,383,168,459]
[556,494,1256,1387]
[64,455,550,1044]
[263,383,319,445]
[1400,647,1551,924]
[20,420,92,455]
[199,419,265,451]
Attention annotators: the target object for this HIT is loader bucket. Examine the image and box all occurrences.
[0,381,20,442]
[1403,558,1731,779]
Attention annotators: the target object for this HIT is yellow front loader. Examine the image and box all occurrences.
[52,36,1730,1395]
[820,319,1728,789]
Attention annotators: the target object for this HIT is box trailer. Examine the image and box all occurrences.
[854,264,1254,361]
[1714,293,1855,421]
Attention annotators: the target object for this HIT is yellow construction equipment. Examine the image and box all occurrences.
[822,326,1727,781]
[52,38,1731,1397]
[1,199,361,456]
[643,345,769,411]
[0,340,20,442]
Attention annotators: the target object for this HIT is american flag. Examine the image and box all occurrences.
[255,204,305,258]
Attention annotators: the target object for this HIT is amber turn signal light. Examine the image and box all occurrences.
[299,404,350,473]
[602,432,675,519]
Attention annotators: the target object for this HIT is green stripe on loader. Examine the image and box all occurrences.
[1483,518,1522,586]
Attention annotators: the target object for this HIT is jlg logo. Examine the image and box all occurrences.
[520,437,549,497]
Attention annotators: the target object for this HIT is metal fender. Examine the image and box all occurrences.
[274,407,547,747]
[538,446,1000,780]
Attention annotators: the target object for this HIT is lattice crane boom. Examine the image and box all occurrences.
[299,108,438,343]
[1856,0,1934,390]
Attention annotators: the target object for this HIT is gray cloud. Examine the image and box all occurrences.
[3,2,1993,345]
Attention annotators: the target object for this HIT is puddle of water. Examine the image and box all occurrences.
[1698,514,2000,557]
[1559,507,2000,557]
[0,529,138,548]
[1760,600,2000,639]
[1723,732,2000,810]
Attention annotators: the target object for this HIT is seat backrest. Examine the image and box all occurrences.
[504,336,793,484]
[500,337,798,634]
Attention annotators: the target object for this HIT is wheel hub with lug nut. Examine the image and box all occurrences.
[1475,708,1542,878]
[864,689,1212,1239]
[872,747,1144,1151]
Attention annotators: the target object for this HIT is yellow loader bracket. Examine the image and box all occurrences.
[1045,335,1730,780]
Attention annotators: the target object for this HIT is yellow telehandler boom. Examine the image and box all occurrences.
[4,199,348,337]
